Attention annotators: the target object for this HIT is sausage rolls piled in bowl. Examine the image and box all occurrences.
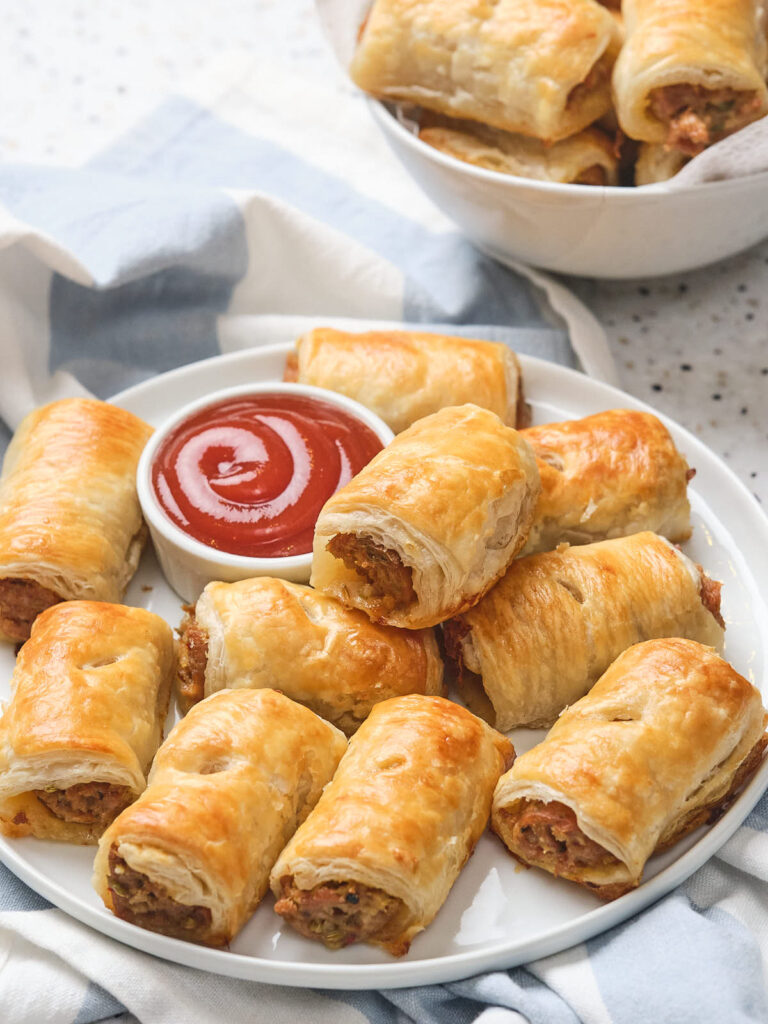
[521,408,693,554]
[444,531,724,730]
[284,328,527,433]
[0,601,174,843]
[311,404,541,628]
[175,576,444,730]
[0,398,152,642]
[492,639,768,899]
[350,0,768,191]
[271,694,513,955]
[93,689,347,947]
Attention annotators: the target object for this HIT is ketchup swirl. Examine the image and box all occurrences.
[152,394,383,557]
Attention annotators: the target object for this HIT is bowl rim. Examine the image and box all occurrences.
[136,381,395,573]
[368,97,768,199]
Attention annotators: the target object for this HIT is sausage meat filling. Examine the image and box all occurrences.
[274,878,402,949]
[0,577,62,642]
[649,85,763,155]
[35,782,134,829]
[326,534,415,612]
[107,848,213,943]
[176,611,209,711]
[505,800,618,875]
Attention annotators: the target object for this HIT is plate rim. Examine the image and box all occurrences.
[1,342,767,990]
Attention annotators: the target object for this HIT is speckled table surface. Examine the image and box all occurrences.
[2,0,766,505]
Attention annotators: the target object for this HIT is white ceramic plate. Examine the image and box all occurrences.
[1,344,767,990]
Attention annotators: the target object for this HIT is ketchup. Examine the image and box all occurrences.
[152,393,383,557]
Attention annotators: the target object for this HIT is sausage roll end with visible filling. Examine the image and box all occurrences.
[311,404,541,629]
[271,694,514,955]
[0,398,152,643]
[0,601,174,843]
[492,639,768,898]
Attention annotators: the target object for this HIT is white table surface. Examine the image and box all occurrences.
[2,0,766,506]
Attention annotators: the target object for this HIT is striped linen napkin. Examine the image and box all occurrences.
[0,44,766,1024]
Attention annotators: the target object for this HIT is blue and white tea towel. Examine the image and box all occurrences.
[0,44,766,1024]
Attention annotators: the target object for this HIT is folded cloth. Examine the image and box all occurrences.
[0,41,765,1024]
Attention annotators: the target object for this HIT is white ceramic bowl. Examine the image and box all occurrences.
[369,99,768,279]
[137,382,394,602]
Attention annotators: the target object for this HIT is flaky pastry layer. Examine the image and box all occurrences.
[521,409,692,554]
[419,122,619,186]
[350,0,620,142]
[289,327,524,433]
[446,532,724,730]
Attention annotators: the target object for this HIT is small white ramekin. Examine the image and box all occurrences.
[137,382,394,603]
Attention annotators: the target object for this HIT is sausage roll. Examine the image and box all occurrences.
[613,0,768,154]
[311,404,541,629]
[175,576,444,731]
[418,123,619,187]
[0,601,174,844]
[284,327,527,434]
[93,689,347,947]
[492,639,768,899]
[634,142,690,185]
[444,532,725,730]
[270,694,513,955]
[521,409,693,555]
[0,398,152,642]
[349,0,620,143]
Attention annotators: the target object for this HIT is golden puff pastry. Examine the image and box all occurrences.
[350,0,621,143]
[634,142,690,185]
[175,576,444,732]
[93,688,347,947]
[492,639,767,899]
[0,398,152,642]
[0,601,174,844]
[521,409,693,555]
[284,327,527,434]
[613,0,768,153]
[419,123,619,186]
[270,694,513,955]
[311,404,541,629]
[443,532,725,731]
